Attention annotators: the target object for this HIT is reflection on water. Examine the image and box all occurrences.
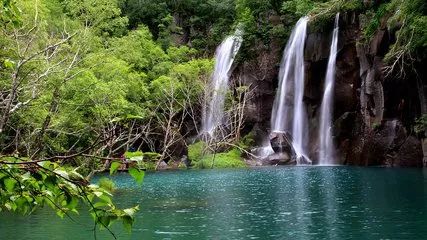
[1,167,427,240]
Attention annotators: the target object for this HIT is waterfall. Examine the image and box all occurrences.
[271,17,310,164]
[202,30,243,137]
[318,13,340,165]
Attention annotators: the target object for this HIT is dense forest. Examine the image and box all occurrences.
[0,0,426,237]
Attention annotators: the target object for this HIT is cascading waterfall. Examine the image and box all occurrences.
[202,30,243,137]
[318,13,340,165]
[271,17,310,164]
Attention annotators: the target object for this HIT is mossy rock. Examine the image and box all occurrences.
[188,141,247,169]
[196,148,246,169]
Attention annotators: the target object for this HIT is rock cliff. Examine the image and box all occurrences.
[234,11,426,167]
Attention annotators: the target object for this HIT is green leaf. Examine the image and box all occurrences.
[122,215,134,232]
[69,169,84,180]
[15,197,29,214]
[3,59,14,69]
[98,216,111,227]
[98,193,113,204]
[4,202,13,211]
[93,201,108,208]
[123,206,139,216]
[4,178,17,192]
[110,162,121,175]
[56,210,65,219]
[128,167,145,185]
[53,169,69,179]
[44,176,57,188]
[93,191,103,197]
[66,196,79,210]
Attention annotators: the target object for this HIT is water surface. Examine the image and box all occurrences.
[1,167,427,239]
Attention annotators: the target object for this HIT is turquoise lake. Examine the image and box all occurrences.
[1,166,427,239]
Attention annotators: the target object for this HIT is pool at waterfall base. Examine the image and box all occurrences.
[1,167,427,239]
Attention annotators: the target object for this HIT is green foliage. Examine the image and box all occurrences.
[236,5,257,44]
[238,131,256,149]
[415,114,427,136]
[110,26,168,72]
[0,0,22,26]
[282,0,318,18]
[128,167,145,184]
[197,148,246,169]
[157,14,175,49]
[121,0,169,34]
[363,3,389,40]
[188,141,209,163]
[124,151,143,159]
[109,162,121,175]
[125,151,161,171]
[167,46,198,63]
[0,0,212,158]
[121,0,236,52]
[384,0,427,63]
[308,0,362,29]
[98,177,116,192]
[149,58,213,114]
[0,0,211,235]
[0,159,139,233]
[62,0,128,37]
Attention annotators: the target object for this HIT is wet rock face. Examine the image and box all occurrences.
[332,112,363,165]
[362,120,404,166]
[238,62,277,126]
[393,136,424,167]
[232,12,283,142]
[305,31,331,62]
[360,120,423,167]
[335,44,360,118]
[304,12,363,164]
[303,12,424,166]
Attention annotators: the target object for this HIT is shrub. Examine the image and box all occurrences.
[238,131,256,149]
[415,114,427,137]
[197,148,246,169]
[308,0,363,30]
[188,141,209,163]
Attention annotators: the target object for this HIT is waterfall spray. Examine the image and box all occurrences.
[271,17,310,164]
[202,30,243,137]
[318,13,340,165]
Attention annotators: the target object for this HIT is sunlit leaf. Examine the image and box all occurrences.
[128,167,145,185]
[110,162,121,175]
[4,178,17,192]
[3,59,14,68]
[122,215,134,232]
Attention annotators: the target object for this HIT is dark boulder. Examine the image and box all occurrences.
[361,120,423,167]
[269,131,296,155]
[391,136,423,167]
